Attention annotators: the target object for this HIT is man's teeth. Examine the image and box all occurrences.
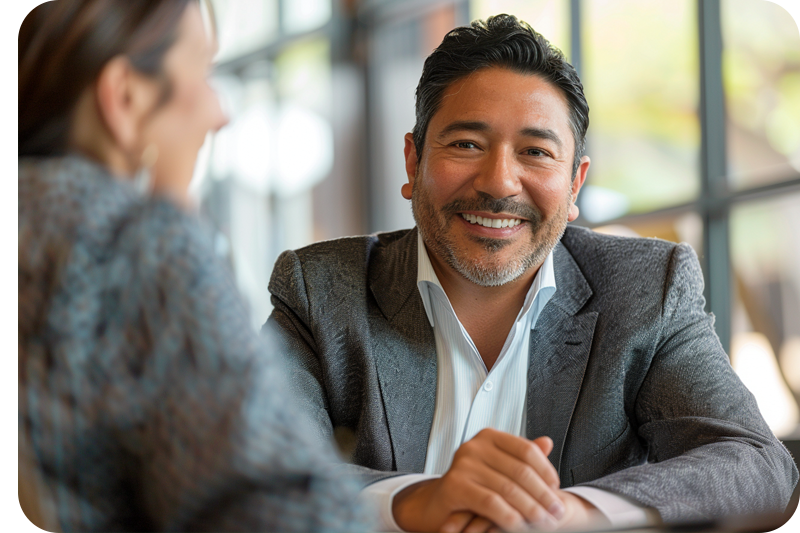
[460,213,522,228]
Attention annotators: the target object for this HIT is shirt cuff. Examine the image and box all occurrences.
[358,474,440,532]
[564,486,658,528]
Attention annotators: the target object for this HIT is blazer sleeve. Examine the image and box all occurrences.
[266,249,408,489]
[580,242,799,521]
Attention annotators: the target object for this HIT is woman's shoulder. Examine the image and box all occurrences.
[19,155,221,296]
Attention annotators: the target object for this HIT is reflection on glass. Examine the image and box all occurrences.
[722,0,800,189]
[274,39,334,195]
[582,0,699,220]
[590,210,703,257]
[274,38,333,250]
[731,192,800,438]
[276,39,331,116]
[369,16,425,233]
[212,0,278,62]
[282,0,332,35]
[470,0,570,58]
[199,36,335,327]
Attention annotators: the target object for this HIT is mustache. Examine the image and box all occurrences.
[441,193,541,223]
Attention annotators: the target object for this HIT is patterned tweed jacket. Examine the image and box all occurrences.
[18,155,368,532]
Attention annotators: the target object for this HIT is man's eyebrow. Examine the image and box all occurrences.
[520,127,563,150]
[436,121,490,139]
[437,122,564,151]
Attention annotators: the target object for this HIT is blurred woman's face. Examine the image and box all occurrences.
[140,2,227,205]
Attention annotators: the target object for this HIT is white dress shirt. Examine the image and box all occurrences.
[359,234,653,531]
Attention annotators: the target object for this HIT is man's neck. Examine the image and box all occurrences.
[426,245,540,371]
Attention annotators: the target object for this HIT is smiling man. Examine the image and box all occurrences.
[265,15,797,533]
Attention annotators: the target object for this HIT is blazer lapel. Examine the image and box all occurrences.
[369,228,437,473]
[526,240,598,482]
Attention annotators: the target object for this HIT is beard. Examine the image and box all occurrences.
[411,183,570,287]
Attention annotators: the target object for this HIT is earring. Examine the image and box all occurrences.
[134,144,159,196]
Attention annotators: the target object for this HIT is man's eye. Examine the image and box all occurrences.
[525,148,547,156]
[455,141,477,149]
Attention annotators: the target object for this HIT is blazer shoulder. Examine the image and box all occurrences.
[293,229,411,263]
[268,228,415,314]
[560,225,696,297]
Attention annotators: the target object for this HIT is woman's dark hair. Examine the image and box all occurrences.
[412,14,589,178]
[19,0,194,157]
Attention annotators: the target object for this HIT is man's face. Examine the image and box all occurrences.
[403,67,590,287]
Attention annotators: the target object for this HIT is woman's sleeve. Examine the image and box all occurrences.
[129,206,371,532]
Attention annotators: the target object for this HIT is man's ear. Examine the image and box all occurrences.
[401,132,417,200]
[567,155,591,222]
[94,56,157,153]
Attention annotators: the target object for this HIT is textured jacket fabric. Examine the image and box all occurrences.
[19,156,369,532]
[266,226,799,523]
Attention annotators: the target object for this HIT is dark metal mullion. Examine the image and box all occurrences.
[569,0,583,77]
[698,0,731,354]
[455,0,471,26]
[214,24,332,75]
[582,174,800,228]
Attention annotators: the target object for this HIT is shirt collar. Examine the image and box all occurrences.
[416,231,557,328]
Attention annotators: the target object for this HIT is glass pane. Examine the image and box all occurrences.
[470,0,570,59]
[722,0,800,190]
[201,66,277,328]
[582,0,700,222]
[275,39,331,115]
[368,16,426,233]
[282,0,331,35]
[273,39,333,199]
[590,210,704,257]
[212,0,279,62]
[730,192,800,438]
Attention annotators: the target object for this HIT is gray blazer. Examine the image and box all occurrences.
[266,225,798,522]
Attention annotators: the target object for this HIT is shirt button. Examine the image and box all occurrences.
[484,381,494,392]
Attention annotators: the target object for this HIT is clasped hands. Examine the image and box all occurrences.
[392,428,604,532]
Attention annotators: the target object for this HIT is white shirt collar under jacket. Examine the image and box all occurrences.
[415,232,556,475]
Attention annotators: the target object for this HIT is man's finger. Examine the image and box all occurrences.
[450,480,526,532]
[491,432,561,489]
[532,436,554,458]
[463,515,495,533]
[451,460,559,527]
[478,451,566,523]
[440,512,474,533]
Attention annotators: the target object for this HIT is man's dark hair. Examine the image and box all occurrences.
[412,14,589,178]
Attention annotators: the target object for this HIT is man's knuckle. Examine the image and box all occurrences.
[514,464,535,484]
[482,492,504,510]
[522,441,541,462]
[499,480,517,499]
[476,428,494,440]
[461,440,481,456]
[501,509,522,530]
[528,504,545,523]
[445,470,465,488]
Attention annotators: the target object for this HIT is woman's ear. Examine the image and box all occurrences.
[94,56,159,153]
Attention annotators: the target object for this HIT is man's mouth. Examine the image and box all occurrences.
[460,213,524,229]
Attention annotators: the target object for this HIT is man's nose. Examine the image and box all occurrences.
[472,148,523,199]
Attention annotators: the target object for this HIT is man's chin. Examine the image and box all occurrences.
[447,247,533,287]
[470,234,516,253]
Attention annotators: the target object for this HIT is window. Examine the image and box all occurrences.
[196,0,800,438]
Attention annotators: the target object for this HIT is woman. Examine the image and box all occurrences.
[18,1,366,531]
